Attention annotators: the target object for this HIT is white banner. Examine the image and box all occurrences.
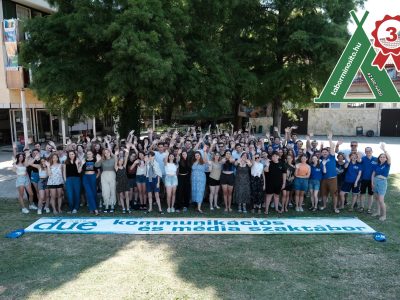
[25,217,376,235]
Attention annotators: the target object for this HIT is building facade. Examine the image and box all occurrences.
[0,0,55,145]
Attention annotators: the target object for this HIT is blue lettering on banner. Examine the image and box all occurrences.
[25,218,375,235]
[34,220,97,231]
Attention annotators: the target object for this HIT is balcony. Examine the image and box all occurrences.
[5,67,30,89]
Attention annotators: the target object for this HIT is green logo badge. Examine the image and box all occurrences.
[315,11,400,103]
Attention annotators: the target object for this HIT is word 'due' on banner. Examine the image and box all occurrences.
[315,11,400,103]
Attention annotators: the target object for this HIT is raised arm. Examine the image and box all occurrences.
[95,153,103,168]
[327,132,335,156]
[114,150,119,172]
[273,126,280,139]
[335,139,343,154]
[380,142,391,164]
[306,133,312,152]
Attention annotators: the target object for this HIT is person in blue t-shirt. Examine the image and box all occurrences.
[320,133,338,212]
[371,143,391,221]
[360,147,378,213]
[308,155,322,211]
[340,152,362,212]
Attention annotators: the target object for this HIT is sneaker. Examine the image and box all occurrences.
[238,208,242,213]
[300,207,304,212]
[103,209,108,213]
[167,208,171,213]
[109,208,114,213]
[122,209,126,214]
[183,207,188,212]
[288,202,293,208]
[210,207,214,211]
[243,209,247,213]
[37,209,42,215]
[45,207,50,213]
[175,209,180,213]
[22,208,29,214]
[295,207,299,212]
[171,208,175,213]
[72,209,77,214]
[29,204,38,210]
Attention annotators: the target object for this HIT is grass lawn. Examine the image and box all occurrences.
[1,175,400,300]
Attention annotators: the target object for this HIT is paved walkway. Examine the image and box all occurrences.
[1,136,399,199]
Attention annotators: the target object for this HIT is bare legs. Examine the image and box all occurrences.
[18,186,33,209]
[119,191,130,212]
[373,194,386,221]
[209,186,220,209]
[221,185,233,212]
[137,183,147,208]
[50,188,63,214]
[148,192,162,212]
[166,186,177,211]
[295,190,305,211]
[281,190,290,212]
[265,194,279,214]
[310,189,319,210]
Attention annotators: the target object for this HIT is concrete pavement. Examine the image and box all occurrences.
[0,135,399,199]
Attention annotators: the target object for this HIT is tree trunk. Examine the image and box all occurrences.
[272,97,282,133]
[232,96,243,130]
[163,99,174,125]
[118,93,141,137]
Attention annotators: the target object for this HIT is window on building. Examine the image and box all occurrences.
[16,5,31,41]
[347,103,365,108]
[365,103,375,108]
[32,10,43,18]
[16,5,31,20]
[315,103,329,108]
[330,103,341,109]
[2,0,17,19]
[387,68,397,80]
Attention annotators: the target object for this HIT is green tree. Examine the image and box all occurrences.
[256,0,364,129]
[20,0,115,116]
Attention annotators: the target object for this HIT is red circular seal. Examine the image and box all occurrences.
[371,15,400,70]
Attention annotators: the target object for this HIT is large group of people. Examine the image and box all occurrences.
[13,124,392,221]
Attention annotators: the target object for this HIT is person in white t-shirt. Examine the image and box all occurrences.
[164,151,178,213]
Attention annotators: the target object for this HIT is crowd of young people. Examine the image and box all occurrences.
[13,124,392,221]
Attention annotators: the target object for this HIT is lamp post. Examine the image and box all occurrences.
[20,87,29,146]
[19,68,28,146]
[92,117,96,138]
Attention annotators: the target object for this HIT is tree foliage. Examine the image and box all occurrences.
[21,0,364,132]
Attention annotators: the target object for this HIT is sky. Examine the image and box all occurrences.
[348,0,400,37]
